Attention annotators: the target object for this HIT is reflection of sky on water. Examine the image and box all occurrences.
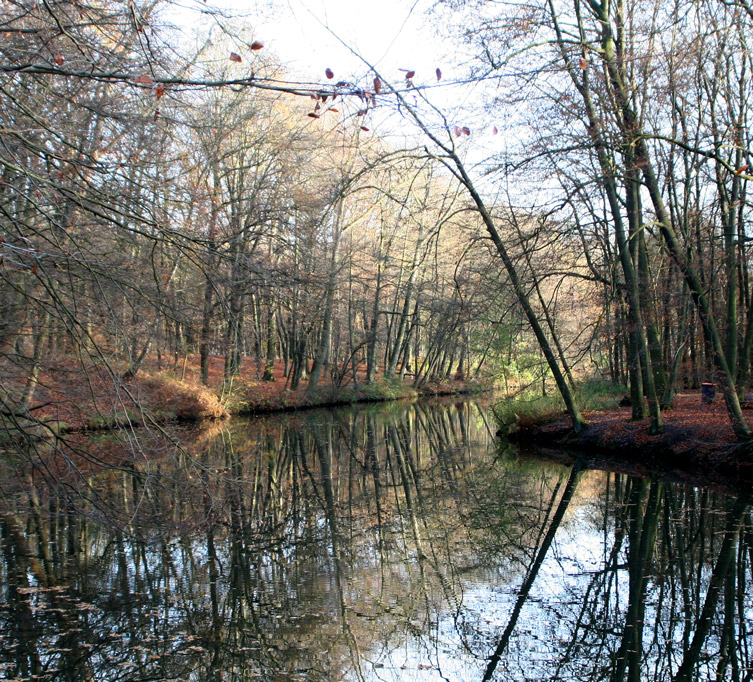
[357,475,614,681]
[0,399,751,681]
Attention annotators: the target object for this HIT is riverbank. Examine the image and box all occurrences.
[503,390,753,485]
[3,355,487,433]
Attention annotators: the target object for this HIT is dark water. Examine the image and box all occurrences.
[0,397,751,681]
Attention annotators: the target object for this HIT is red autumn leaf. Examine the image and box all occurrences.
[308,112,320,118]
[436,67,442,81]
[250,41,264,50]
[135,74,154,85]
[325,68,334,79]
[493,125,498,135]
[462,126,471,135]
[32,264,37,275]
[374,77,382,94]
[405,70,415,79]
[155,83,165,99]
[329,108,339,113]
[154,109,159,121]
[229,52,242,63]
[54,53,64,66]
[454,126,462,137]
[579,57,588,70]
[361,126,370,132]
[736,163,749,175]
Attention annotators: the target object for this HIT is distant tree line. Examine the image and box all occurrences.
[1,0,557,434]
[6,0,753,445]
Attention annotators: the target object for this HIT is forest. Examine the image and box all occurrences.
[2,3,753,680]
[3,0,753,444]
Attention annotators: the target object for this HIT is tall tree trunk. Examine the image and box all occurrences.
[549,0,661,431]
[589,0,749,439]
[21,312,49,409]
[308,197,345,391]
[262,304,276,382]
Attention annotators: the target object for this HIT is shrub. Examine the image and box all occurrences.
[493,391,565,435]
[138,373,227,421]
[575,378,626,411]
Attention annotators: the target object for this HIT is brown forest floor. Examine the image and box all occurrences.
[7,354,472,431]
[519,391,753,489]
[7,354,753,490]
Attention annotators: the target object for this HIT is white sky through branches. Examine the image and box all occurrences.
[235,0,446,86]
[171,0,508,198]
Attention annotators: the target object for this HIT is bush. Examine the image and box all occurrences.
[138,373,228,421]
[493,391,565,435]
[575,378,626,411]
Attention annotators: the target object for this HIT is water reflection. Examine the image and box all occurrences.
[0,398,751,681]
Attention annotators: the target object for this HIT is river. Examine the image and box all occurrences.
[0,396,751,681]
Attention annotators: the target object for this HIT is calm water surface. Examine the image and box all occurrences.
[1,397,751,681]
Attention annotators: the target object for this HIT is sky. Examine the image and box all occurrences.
[170,0,493,128]
[169,0,516,200]
[238,0,504,151]
[226,0,449,87]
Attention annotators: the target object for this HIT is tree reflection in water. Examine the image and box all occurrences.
[0,398,751,681]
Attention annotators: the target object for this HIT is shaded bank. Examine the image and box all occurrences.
[502,391,753,489]
[2,354,489,435]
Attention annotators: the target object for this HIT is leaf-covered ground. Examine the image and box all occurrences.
[5,354,472,431]
[525,391,753,489]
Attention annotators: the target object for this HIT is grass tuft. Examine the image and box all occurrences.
[494,378,626,435]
